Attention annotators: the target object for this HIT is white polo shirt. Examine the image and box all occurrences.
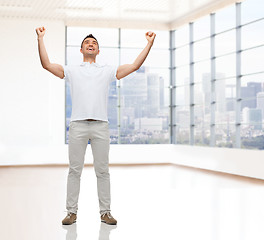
[63,62,118,122]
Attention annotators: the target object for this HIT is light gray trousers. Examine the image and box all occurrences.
[66,120,111,215]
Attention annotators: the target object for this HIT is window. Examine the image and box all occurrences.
[120,29,170,144]
[171,0,264,149]
[65,0,264,149]
[65,27,170,144]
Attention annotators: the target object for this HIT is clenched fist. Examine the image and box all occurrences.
[145,31,156,45]
[35,27,46,39]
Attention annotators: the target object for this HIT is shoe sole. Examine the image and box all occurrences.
[101,220,117,225]
[62,220,76,225]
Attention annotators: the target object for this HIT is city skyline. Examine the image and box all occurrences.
[65,1,264,148]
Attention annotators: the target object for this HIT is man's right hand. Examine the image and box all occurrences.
[35,26,64,79]
[36,27,46,39]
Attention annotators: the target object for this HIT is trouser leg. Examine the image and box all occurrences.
[90,122,111,215]
[66,121,89,214]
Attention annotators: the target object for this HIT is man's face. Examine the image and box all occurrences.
[80,38,99,56]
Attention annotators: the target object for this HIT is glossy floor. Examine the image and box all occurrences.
[1,165,264,240]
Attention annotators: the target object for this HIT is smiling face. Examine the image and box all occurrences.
[80,37,100,57]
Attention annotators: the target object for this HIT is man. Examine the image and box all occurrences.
[36,26,156,225]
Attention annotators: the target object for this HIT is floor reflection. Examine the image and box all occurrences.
[98,223,117,240]
[62,224,77,240]
[62,222,117,240]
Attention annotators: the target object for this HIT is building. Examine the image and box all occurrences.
[257,92,264,119]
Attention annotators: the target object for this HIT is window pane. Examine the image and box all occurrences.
[176,65,189,86]
[241,73,264,87]
[193,38,210,62]
[241,94,264,149]
[193,15,210,41]
[241,46,264,75]
[215,79,234,102]
[120,108,170,144]
[144,49,169,68]
[215,54,236,79]
[120,71,147,109]
[119,66,170,144]
[245,106,263,123]
[121,29,169,49]
[176,125,190,145]
[241,92,263,146]
[215,4,236,33]
[194,105,210,126]
[175,24,189,47]
[241,87,264,150]
[175,45,189,66]
[194,104,210,146]
[148,68,170,106]
[241,127,264,150]
[176,106,190,125]
[241,80,262,97]
[241,19,264,50]
[176,86,189,106]
[215,100,236,123]
[224,78,237,99]
[121,48,169,68]
[176,106,190,144]
[194,60,210,83]
[200,73,212,106]
[147,68,170,86]
[194,124,210,146]
[241,97,259,110]
[67,27,119,47]
[215,30,236,56]
[241,0,264,25]
[120,48,140,64]
[215,124,236,148]
[194,83,204,105]
[97,48,120,65]
[121,29,146,47]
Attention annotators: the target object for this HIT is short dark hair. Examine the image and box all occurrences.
[81,34,99,48]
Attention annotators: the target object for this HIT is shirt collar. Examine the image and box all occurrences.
[80,62,104,67]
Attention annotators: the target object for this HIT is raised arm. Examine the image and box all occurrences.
[36,27,64,79]
[116,31,156,80]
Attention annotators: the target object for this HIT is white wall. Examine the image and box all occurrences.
[0,18,263,181]
[0,18,65,146]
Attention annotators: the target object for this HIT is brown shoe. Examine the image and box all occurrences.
[62,212,77,225]
[101,212,117,225]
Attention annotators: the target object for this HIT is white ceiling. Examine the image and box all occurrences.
[0,0,240,29]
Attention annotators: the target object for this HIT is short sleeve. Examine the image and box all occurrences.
[63,65,69,82]
[109,65,118,83]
